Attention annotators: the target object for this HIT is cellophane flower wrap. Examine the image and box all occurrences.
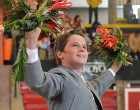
[3,0,72,86]
[0,25,4,35]
[94,25,133,67]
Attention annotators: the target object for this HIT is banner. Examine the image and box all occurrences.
[124,88,140,110]
[81,60,107,80]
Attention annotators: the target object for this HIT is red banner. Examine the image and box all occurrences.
[124,88,140,110]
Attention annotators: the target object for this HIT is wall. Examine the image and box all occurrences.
[67,0,108,8]
[117,7,123,18]
[68,7,109,24]
[68,7,123,25]
[0,5,4,65]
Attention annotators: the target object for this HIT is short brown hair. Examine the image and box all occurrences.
[54,31,87,65]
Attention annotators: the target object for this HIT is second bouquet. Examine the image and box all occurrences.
[94,25,133,67]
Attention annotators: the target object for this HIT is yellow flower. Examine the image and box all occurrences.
[14,25,19,29]
[0,25,4,35]
[104,30,110,34]
[113,45,118,51]
[124,61,133,66]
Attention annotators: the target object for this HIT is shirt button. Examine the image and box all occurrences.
[87,85,90,89]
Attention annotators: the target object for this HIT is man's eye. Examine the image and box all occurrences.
[83,46,87,49]
[72,44,78,47]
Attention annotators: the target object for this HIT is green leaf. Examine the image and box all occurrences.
[12,77,17,87]
[38,26,52,32]
[12,50,25,86]
[18,0,31,13]
[36,0,49,15]
[117,28,121,39]
[47,16,63,29]
[12,55,22,67]
[22,51,28,62]
[41,15,49,21]
[121,36,127,43]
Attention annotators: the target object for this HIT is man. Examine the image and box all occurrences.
[24,28,121,110]
[86,0,102,24]
[129,30,140,60]
[123,0,137,24]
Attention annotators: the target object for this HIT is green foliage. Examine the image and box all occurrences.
[12,40,28,86]
[4,14,41,32]
[36,0,49,14]
[18,0,31,13]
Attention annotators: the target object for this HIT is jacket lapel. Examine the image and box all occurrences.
[86,79,103,110]
[60,66,86,84]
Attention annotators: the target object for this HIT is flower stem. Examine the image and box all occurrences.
[36,0,49,15]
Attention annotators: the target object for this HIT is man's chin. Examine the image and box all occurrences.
[77,62,86,67]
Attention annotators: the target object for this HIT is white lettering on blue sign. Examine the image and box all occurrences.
[81,62,106,76]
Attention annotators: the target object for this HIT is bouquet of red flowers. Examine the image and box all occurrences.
[3,0,72,85]
[94,25,133,67]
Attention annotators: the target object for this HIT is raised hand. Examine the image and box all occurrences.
[110,62,122,73]
[26,27,41,49]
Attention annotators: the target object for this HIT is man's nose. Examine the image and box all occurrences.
[79,46,85,52]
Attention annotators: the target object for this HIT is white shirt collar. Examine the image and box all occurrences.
[73,70,86,83]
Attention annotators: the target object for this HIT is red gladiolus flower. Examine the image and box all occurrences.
[46,19,63,31]
[45,20,63,44]
[61,18,67,21]
[102,35,119,51]
[96,26,119,51]
[47,23,63,31]
[38,31,56,44]
[48,0,72,11]
[55,11,67,21]
[30,0,36,3]
[96,25,110,35]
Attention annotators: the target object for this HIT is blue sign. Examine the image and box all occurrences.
[81,61,107,81]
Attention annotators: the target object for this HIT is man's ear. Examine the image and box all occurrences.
[57,50,64,59]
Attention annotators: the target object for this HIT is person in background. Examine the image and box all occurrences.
[38,37,50,60]
[123,0,137,24]
[4,31,12,40]
[90,21,101,39]
[24,27,121,110]
[129,30,140,61]
[3,31,13,65]
[63,21,74,34]
[86,0,102,24]
[75,28,92,46]
[72,15,86,33]
[138,8,140,24]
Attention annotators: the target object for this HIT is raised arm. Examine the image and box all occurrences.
[91,62,121,97]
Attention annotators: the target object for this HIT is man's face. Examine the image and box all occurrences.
[57,35,88,69]
[128,2,131,5]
